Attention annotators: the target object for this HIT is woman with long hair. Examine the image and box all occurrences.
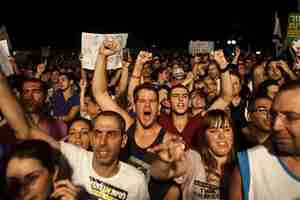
[150,109,235,200]
[4,140,83,200]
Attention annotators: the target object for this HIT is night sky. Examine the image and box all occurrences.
[1,1,298,51]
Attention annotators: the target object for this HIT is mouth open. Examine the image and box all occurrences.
[144,111,151,116]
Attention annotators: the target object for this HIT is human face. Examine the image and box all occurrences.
[68,120,91,150]
[190,92,206,110]
[22,81,45,113]
[91,116,127,167]
[206,120,234,157]
[170,87,189,115]
[271,90,300,155]
[230,74,241,97]
[51,71,60,83]
[58,75,72,91]
[135,89,159,129]
[207,64,220,80]
[84,96,101,117]
[159,69,170,81]
[204,78,218,99]
[6,158,54,200]
[267,85,280,99]
[251,98,272,132]
[267,61,282,81]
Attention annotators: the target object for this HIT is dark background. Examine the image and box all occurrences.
[1,1,298,51]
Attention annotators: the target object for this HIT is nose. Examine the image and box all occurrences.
[272,114,286,133]
[74,132,81,139]
[98,133,108,146]
[218,131,226,139]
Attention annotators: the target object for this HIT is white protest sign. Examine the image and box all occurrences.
[189,41,214,55]
[0,40,14,76]
[81,32,128,70]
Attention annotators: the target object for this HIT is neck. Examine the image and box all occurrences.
[136,121,161,135]
[92,157,120,178]
[249,125,271,145]
[192,108,204,116]
[63,88,73,100]
[30,113,41,125]
[172,112,188,132]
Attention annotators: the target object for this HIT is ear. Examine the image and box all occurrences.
[90,133,95,147]
[121,134,128,148]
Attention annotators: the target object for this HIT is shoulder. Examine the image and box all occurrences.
[119,161,146,180]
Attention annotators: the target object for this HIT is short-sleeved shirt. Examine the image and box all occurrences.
[158,113,204,148]
[51,90,80,117]
[60,142,150,200]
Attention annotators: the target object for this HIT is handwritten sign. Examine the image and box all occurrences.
[81,32,128,70]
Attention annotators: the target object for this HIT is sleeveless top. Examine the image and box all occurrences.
[238,145,300,200]
[125,123,176,200]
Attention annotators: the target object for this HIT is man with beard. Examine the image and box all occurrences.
[21,78,67,140]
[229,81,300,200]
[92,40,180,199]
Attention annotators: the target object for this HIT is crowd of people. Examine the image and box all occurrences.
[0,38,300,200]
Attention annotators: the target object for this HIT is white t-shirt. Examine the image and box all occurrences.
[60,142,150,200]
[175,150,224,200]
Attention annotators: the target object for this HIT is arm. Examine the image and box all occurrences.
[59,106,80,122]
[79,77,88,117]
[128,51,152,106]
[279,60,298,81]
[116,61,130,97]
[0,71,60,149]
[0,71,30,139]
[108,69,122,87]
[34,63,46,79]
[228,166,243,200]
[150,134,187,180]
[208,50,233,111]
[92,40,134,130]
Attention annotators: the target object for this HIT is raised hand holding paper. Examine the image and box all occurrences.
[81,32,128,70]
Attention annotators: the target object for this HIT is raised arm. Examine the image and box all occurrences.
[208,50,233,111]
[0,71,60,149]
[116,61,130,97]
[127,51,152,106]
[92,40,134,129]
[0,71,30,139]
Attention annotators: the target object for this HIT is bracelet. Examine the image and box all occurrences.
[219,66,229,73]
[131,74,141,79]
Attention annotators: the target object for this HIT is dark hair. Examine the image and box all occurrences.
[21,78,47,96]
[5,140,72,197]
[256,79,279,97]
[70,118,92,130]
[168,84,189,99]
[247,94,272,113]
[195,110,235,177]
[92,111,126,134]
[278,80,300,93]
[133,83,159,104]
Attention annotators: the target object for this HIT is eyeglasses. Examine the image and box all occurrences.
[269,110,300,123]
[253,107,271,117]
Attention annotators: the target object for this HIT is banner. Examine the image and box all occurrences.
[81,32,128,70]
[287,13,300,56]
[189,41,214,55]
